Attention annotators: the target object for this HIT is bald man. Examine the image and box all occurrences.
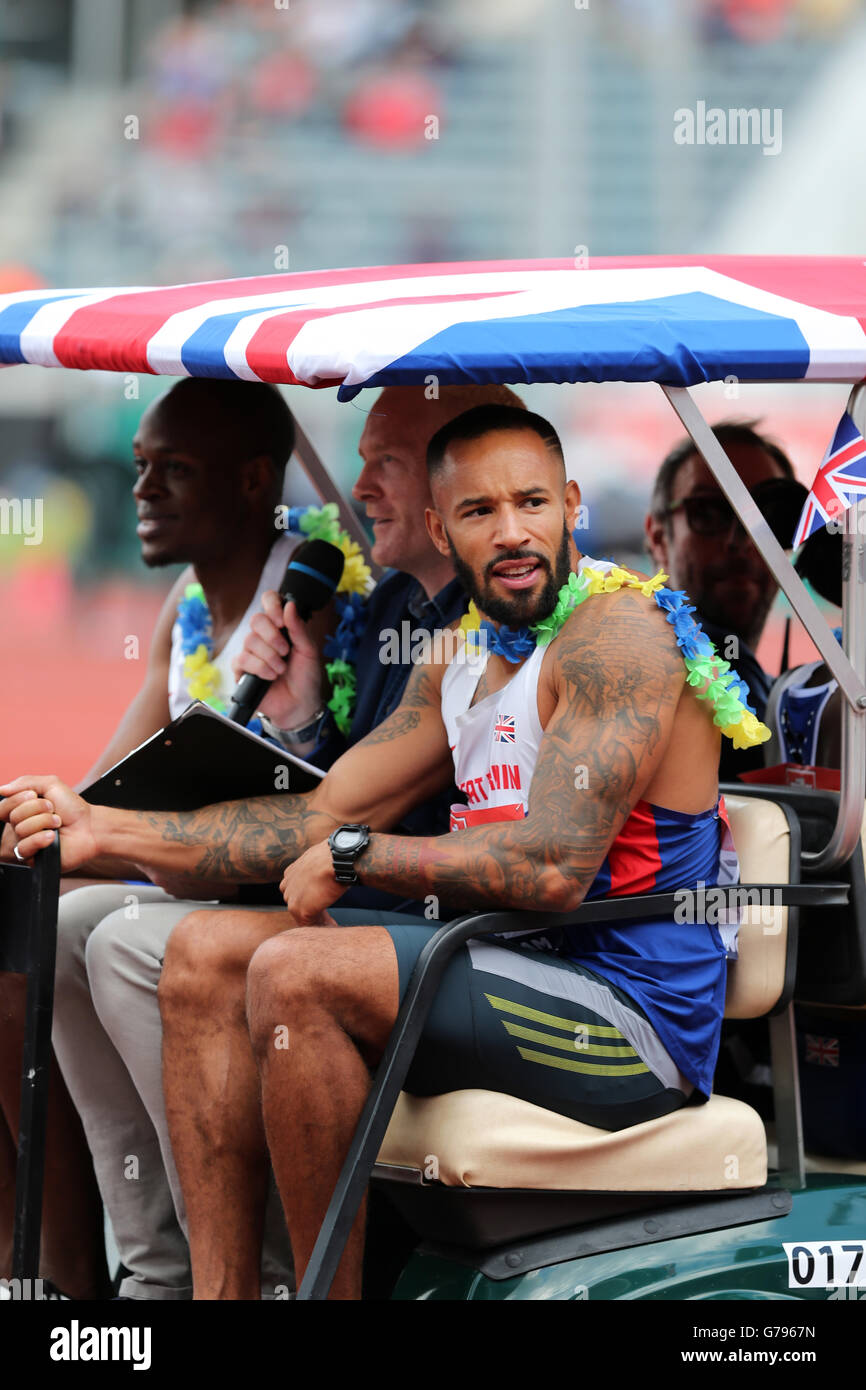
[8,384,524,1300]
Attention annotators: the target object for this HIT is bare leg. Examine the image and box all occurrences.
[246,926,400,1302]
[158,908,286,1301]
[0,973,109,1298]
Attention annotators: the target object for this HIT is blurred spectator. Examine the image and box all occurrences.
[703,0,795,43]
[343,67,442,149]
[250,50,316,118]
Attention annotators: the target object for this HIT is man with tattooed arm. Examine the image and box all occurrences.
[3,405,765,1300]
[0,384,522,1302]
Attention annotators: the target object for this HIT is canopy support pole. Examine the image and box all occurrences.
[831,489,866,872]
[291,417,381,580]
[660,383,866,873]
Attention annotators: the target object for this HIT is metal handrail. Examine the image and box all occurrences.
[824,488,866,871]
[10,832,61,1281]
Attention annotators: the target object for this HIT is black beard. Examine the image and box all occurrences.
[446,523,572,627]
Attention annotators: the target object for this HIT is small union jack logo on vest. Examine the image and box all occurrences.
[494,714,516,743]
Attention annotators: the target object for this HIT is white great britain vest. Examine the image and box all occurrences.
[440,552,740,957]
[442,554,616,833]
[167,532,301,719]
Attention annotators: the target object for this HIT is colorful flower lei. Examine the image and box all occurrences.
[459,565,771,750]
[176,581,228,714]
[282,503,373,734]
[176,505,373,738]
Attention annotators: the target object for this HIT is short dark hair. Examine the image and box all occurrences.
[650,419,795,522]
[426,404,564,479]
[166,378,296,472]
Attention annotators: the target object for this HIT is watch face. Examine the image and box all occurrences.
[334,828,362,852]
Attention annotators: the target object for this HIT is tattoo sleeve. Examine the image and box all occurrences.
[349,653,441,747]
[101,649,451,886]
[357,590,685,912]
[98,793,340,887]
[360,710,422,746]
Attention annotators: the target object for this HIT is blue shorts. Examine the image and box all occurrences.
[328,910,694,1132]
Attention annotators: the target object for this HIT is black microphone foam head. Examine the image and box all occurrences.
[281,537,346,616]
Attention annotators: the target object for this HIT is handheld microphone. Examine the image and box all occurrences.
[227,537,345,726]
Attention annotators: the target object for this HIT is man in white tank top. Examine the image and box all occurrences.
[78,378,302,787]
[99,401,727,1297]
[227,401,728,1298]
[0,378,301,1299]
[0,384,526,1301]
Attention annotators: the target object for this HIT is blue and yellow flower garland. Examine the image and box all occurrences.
[460,565,770,750]
[176,582,227,712]
[175,503,373,736]
[288,503,373,734]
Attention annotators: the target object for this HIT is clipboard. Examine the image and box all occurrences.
[81,701,324,812]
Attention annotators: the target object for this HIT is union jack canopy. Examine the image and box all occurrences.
[1,255,866,395]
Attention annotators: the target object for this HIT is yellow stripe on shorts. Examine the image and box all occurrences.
[517,1046,650,1077]
[502,1020,639,1057]
[484,992,625,1039]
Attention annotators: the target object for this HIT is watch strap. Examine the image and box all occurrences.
[259,708,326,748]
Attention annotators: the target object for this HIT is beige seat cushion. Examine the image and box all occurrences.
[376,796,788,1196]
[379,1089,767,1191]
[723,794,791,1019]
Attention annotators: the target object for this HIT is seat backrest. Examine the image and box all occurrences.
[797,798,866,1006]
[722,783,866,1007]
[723,794,797,1020]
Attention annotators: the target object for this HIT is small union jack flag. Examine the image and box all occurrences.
[804,1033,839,1067]
[494,714,516,743]
[793,412,866,548]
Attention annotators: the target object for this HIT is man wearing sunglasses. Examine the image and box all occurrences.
[645,421,806,780]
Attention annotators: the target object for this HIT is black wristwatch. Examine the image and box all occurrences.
[328,823,371,885]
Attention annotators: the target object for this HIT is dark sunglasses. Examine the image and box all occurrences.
[665,478,808,547]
